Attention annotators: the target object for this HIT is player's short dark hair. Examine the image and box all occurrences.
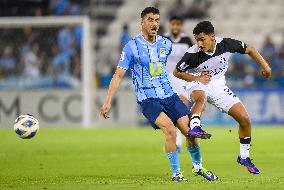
[193,21,214,35]
[169,15,183,23]
[141,7,160,18]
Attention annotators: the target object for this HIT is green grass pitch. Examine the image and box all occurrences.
[1,126,284,190]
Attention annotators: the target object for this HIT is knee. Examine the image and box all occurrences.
[164,126,176,141]
[156,113,176,141]
[239,115,251,127]
[196,95,206,106]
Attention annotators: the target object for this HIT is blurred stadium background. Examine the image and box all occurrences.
[0,0,283,127]
[0,1,284,189]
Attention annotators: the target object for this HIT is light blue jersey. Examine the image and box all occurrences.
[118,34,175,102]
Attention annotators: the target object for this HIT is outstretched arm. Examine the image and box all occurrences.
[100,68,126,119]
[245,46,272,78]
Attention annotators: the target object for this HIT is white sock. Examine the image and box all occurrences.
[240,143,250,159]
[190,114,200,130]
[193,163,203,172]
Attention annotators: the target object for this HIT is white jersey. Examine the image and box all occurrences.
[164,32,193,96]
[176,37,247,85]
[164,32,193,73]
[176,37,247,112]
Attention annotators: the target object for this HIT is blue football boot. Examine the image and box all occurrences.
[237,156,260,174]
[188,126,212,139]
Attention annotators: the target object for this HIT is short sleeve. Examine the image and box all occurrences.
[117,43,133,70]
[224,38,247,54]
[176,52,191,72]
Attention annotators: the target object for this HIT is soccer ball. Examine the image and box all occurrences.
[14,114,39,139]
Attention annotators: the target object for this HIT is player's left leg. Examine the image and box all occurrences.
[208,84,260,174]
[228,102,260,174]
[176,117,219,181]
[165,94,218,181]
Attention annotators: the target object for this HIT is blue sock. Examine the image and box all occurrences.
[167,150,180,176]
[187,144,202,170]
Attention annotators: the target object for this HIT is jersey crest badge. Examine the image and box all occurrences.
[120,52,125,61]
[160,48,166,57]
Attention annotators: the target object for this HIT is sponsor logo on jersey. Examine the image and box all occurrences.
[178,62,187,71]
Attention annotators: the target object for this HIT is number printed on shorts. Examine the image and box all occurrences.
[149,62,162,76]
[224,88,237,97]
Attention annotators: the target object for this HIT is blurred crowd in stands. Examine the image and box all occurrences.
[0,0,82,17]
[0,0,82,89]
[228,36,284,88]
[167,0,211,19]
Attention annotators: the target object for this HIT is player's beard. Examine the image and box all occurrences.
[171,31,180,39]
[142,28,157,43]
[147,28,158,38]
[205,40,216,53]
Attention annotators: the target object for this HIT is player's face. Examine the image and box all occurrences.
[141,13,160,37]
[169,20,183,36]
[194,33,215,53]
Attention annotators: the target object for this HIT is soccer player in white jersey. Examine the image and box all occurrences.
[164,16,193,153]
[101,8,218,182]
[174,21,272,174]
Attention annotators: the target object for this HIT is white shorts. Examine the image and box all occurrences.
[184,81,240,113]
[168,73,188,98]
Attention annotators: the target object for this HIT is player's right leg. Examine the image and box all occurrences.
[155,112,177,153]
[139,98,186,182]
[188,89,211,139]
[177,118,218,181]
[155,112,186,182]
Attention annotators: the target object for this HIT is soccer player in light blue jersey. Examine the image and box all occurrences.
[101,7,218,182]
